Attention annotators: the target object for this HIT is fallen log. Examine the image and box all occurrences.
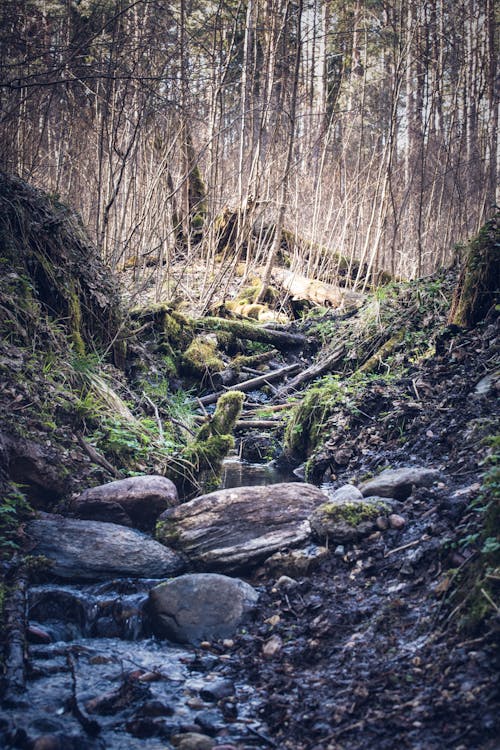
[193,363,301,407]
[232,350,279,368]
[212,349,281,389]
[242,402,291,412]
[357,332,404,374]
[277,345,345,397]
[235,420,282,430]
[273,269,364,309]
[211,368,239,389]
[194,316,307,349]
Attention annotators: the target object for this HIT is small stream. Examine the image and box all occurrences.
[2,458,294,749]
[8,575,270,749]
[221,454,298,489]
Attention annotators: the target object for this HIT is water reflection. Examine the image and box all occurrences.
[221,455,298,489]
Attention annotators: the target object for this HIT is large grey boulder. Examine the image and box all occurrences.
[27,516,185,580]
[70,475,178,530]
[156,483,328,572]
[359,467,440,500]
[148,573,259,644]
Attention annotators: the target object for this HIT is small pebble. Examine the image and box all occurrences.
[262,634,283,658]
[199,679,234,702]
[275,575,297,589]
[171,731,214,750]
[137,670,161,682]
[334,545,345,556]
[27,625,52,644]
[222,639,234,649]
[187,697,206,709]
[389,513,406,530]
[376,516,389,531]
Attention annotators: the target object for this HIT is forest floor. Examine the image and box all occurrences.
[214,314,500,750]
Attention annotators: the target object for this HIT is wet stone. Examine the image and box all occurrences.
[194,709,225,735]
[359,467,440,500]
[26,516,185,580]
[71,474,179,531]
[172,731,215,749]
[156,483,327,572]
[149,574,259,645]
[389,513,406,529]
[263,543,328,578]
[309,497,393,544]
[327,483,363,503]
[199,679,235,702]
[27,625,52,644]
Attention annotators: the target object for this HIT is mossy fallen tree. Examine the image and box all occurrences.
[193,316,307,349]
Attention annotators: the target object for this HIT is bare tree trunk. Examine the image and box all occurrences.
[257,0,303,303]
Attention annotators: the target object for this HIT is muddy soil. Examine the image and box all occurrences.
[216,315,500,750]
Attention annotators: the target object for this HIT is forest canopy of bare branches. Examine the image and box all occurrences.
[1,0,497,302]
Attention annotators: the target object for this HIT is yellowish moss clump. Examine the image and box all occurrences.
[316,500,389,526]
[181,336,224,377]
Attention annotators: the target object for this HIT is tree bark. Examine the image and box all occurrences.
[194,316,307,348]
[277,345,345,397]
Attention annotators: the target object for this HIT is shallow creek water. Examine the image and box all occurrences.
[4,458,300,749]
[221,455,298,489]
[11,575,269,749]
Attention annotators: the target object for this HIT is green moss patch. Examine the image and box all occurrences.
[181,336,224,378]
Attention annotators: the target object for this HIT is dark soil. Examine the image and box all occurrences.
[215,314,500,750]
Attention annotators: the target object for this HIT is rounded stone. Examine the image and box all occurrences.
[148,573,259,644]
[71,475,178,531]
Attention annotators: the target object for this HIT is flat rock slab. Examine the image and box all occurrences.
[359,467,440,500]
[149,573,259,644]
[27,516,185,580]
[327,484,363,503]
[70,475,178,530]
[156,483,328,572]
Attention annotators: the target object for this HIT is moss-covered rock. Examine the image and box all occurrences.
[179,391,245,494]
[285,377,344,458]
[309,498,391,543]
